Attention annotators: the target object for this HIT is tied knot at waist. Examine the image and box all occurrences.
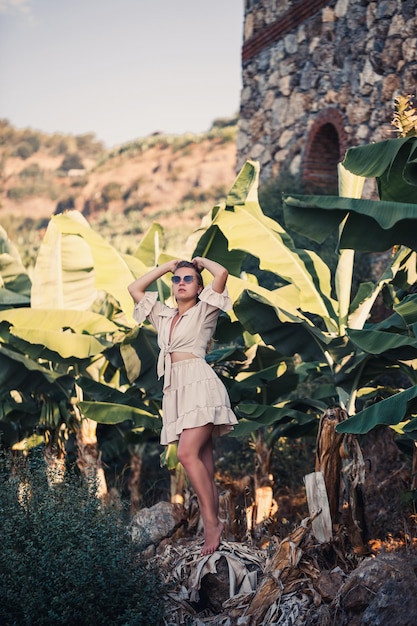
[157,349,173,389]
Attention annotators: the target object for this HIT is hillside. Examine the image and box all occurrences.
[0,118,238,262]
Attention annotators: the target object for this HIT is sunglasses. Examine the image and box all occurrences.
[171,275,195,284]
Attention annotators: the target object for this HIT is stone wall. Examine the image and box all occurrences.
[237,0,417,190]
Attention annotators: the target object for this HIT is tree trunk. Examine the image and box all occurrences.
[44,430,66,487]
[75,413,108,499]
[315,408,367,553]
[127,449,143,514]
[315,408,345,522]
[247,431,277,534]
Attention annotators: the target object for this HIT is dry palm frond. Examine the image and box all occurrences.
[157,539,266,625]
[391,95,417,137]
[243,516,318,624]
[157,519,322,626]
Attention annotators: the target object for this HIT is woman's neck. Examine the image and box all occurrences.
[177,299,197,315]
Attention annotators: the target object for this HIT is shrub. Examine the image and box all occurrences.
[13,142,33,160]
[19,163,42,179]
[210,114,239,129]
[7,186,29,201]
[124,201,150,215]
[60,153,85,172]
[0,452,165,626]
[55,197,75,214]
[101,182,123,203]
[22,134,41,154]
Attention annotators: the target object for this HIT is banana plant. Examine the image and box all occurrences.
[0,224,31,309]
[0,213,163,492]
[194,160,417,427]
[282,98,417,437]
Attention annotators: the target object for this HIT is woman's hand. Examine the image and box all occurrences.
[128,259,180,302]
[166,259,181,273]
[192,257,205,272]
[192,257,228,293]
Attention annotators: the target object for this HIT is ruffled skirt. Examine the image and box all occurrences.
[161,358,238,445]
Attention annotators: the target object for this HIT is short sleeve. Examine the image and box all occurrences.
[198,283,232,312]
[132,291,159,324]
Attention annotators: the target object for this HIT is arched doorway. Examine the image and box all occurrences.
[302,108,348,194]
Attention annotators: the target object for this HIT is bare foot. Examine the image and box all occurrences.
[201,521,224,556]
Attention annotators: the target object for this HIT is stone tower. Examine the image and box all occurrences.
[237,0,417,191]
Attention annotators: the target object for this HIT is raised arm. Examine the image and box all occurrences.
[128,260,179,303]
[192,257,228,294]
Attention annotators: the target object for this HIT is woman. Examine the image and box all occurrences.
[128,257,238,555]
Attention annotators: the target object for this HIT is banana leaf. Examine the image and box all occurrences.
[79,400,162,431]
[0,287,30,309]
[283,194,417,251]
[231,403,317,437]
[31,211,97,311]
[193,225,247,276]
[0,307,118,335]
[6,328,111,362]
[76,376,152,412]
[343,136,417,202]
[0,224,32,297]
[348,247,414,329]
[336,385,417,434]
[242,343,291,371]
[347,327,417,358]
[132,222,164,266]
[119,326,160,390]
[394,293,417,326]
[35,213,136,322]
[230,363,298,405]
[197,161,338,331]
[0,345,74,398]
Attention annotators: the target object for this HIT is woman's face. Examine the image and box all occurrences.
[172,267,202,302]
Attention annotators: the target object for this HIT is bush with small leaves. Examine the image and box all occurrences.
[13,142,34,159]
[0,452,165,626]
[60,153,85,172]
[101,182,123,203]
[19,163,43,179]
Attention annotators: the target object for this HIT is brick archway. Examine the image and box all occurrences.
[302,108,348,193]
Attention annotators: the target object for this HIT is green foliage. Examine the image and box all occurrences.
[55,196,75,213]
[13,142,34,159]
[0,452,165,626]
[99,118,238,164]
[19,163,43,179]
[23,134,41,153]
[210,113,239,129]
[101,182,123,203]
[59,153,85,172]
[6,177,62,202]
[259,171,338,277]
[75,132,104,156]
[7,186,29,201]
[182,184,227,204]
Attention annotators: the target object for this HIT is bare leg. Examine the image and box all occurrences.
[177,424,223,555]
[200,434,219,515]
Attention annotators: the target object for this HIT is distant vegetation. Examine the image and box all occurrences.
[0,118,104,160]
[0,115,239,266]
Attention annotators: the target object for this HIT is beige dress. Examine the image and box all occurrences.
[133,283,238,445]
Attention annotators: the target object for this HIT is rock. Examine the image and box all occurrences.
[361,576,417,625]
[336,552,417,624]
[129,501,186,550]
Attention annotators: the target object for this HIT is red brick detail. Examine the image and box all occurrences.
[242,0,332,62]
[302,108,348,191]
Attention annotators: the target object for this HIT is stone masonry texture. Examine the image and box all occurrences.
[237,0,417,190]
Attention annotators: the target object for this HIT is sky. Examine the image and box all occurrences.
[0,0,244,147]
